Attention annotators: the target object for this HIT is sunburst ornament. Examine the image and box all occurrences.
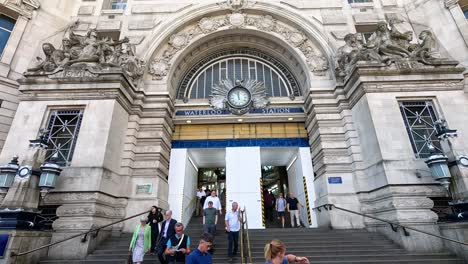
[210,79,269,115]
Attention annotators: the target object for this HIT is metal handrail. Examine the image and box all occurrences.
[239,207,252,264]
[314,204,468,246]
[10,210,151,257]
[240,210,245,264]
[243,207,252,263]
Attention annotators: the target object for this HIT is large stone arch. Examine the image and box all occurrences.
[139,1,337,96]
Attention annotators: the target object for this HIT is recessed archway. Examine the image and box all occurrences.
[139,1,337,96]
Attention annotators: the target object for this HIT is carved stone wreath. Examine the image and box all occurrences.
[148,11,329,80]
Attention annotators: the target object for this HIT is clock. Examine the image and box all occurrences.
[18,166,31,178]
[459,156,468,167]
[227,86,251,109]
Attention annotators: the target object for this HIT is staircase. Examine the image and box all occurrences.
[40,215,465,264]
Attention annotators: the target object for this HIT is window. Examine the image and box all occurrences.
[0,14,16,56]
[103,0,127,10]
[399,101,442,158]
[178,49,301,100]
[44,109,84,166]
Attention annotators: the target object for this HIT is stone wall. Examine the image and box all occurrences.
[0,230,51,264]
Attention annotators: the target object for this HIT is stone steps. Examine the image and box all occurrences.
[40,216,466,264]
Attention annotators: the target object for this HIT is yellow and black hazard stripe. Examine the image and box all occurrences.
[302,176,312,226]
[260,178,265,227]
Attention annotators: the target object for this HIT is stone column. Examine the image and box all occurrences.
[121,94,175,232]
[303,86,365,229]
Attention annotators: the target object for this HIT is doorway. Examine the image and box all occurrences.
[168,147,317,228]
[262,166,289,228]
[198,168,226,209]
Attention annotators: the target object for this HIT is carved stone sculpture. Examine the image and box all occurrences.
[26,23,145,85]
[335,21,452,78]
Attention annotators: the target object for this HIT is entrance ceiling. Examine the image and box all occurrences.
[188,147,298,168]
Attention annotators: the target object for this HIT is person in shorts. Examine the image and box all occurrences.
[275,193,287,228]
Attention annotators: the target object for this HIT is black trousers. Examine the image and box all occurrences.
[157,237,168,264]
[150,225,159,252]
[227,231,239,257]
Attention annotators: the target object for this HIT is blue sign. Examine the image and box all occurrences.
[175,107,304,116]
[328,177,342,184]
[0,234,9,258]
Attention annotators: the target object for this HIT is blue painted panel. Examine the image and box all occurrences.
[172,138,309,148]
[328,177,343,184]
[0,234,9,258]
[175,107,304,116]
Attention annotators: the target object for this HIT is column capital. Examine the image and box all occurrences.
[445,0,460,9]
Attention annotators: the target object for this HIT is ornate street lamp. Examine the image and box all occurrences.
[425,143,451,191]
[39,154,62,197]
[0,156,19,189]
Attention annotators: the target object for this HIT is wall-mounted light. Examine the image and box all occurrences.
[0,156,19,189]
[425,143,451,191]
[39,154,62,197]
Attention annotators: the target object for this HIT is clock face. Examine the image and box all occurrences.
[18,166,31,178]
[227,87,251,108]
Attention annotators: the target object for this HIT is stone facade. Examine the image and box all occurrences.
[0,0,468,262]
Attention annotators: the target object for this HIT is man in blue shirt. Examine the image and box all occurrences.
[186,233,214,264]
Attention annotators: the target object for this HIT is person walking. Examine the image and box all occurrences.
[203,201,218,238]
[203,190,222,215]
[196,187,206,217]
[129,216,152,264]
[263,189,274,222]
[286,192,302,228]
[275,193,287,228]
[157,210,177,264]
[225,201,241,262]
[147,205,163,254]
[220,188,226,211]
[165,222,191,264]
[264,239,310,264]
[186,233,214,264]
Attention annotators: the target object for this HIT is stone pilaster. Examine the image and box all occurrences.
[304,85,365,229]
[121,93,175,232]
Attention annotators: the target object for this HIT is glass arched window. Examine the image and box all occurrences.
[178,49,301,100]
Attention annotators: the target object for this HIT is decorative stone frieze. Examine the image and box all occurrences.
[2,0,40,19]
[217,0,256,11]
[148,11,329,80]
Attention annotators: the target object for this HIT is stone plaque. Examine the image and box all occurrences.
[128,19,158,30]
[321,10,346,25]
[136,184,153,194]
[132,3,192,14]
[97,20,122,31]
[78,6,95,16]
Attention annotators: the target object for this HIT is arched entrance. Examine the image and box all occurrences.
[139,1,335,229]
